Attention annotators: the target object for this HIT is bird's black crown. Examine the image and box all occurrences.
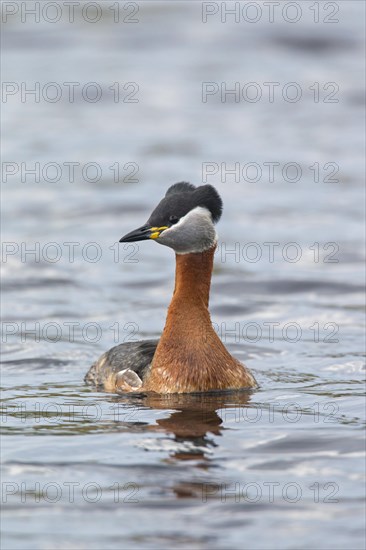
[147,182,223,228]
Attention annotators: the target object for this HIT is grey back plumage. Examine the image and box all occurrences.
[85,340,158,387]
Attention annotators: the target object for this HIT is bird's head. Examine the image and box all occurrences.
[120,182,223,254]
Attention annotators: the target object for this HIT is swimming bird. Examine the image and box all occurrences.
[85,182,257,394]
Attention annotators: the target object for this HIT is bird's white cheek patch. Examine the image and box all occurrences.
[157,206,217,254]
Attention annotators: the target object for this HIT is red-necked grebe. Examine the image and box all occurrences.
[85,182,257,394]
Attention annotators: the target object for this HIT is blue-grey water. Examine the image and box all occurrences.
[1,2,365,549]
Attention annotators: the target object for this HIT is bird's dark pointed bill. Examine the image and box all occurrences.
[119,225,152,243]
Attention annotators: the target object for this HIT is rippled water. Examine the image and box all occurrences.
[1,2,365,549]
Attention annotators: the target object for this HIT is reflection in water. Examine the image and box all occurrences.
[115,391,252,461]
[113,392,254,501]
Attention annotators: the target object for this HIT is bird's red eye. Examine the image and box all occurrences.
[169,215,179,224]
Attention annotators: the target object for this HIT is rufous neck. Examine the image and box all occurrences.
[172,245,216,308]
